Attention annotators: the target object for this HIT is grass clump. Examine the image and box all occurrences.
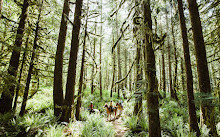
[81,113,115,137]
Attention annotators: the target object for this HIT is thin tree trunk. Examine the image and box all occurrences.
[177,0,200,136]
[13,37,28,111]
[181,57,185,91]
[171,19,178,101]
[143,1,161,136]
[161,28,166,97]
[187,0,218,136]
[0,0,29,114]
[20,7,41,116]
[0,0,3,17]
[161,47,166,97]
[53,0,70,118]
[165,9,174,100]
[99,0,103,98]
[124,49,128,89]
[110,35,115,97]
[133,45,142,117]
[90,21,97,94]
[129,55,132,92]
[75,13,88,120]
[117,37,122,98]
[63,0,83,122]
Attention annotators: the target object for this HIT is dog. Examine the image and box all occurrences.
[104,103,117,120]
[116,102,123,115]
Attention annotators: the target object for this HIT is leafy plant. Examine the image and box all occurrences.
[81,114,115,137]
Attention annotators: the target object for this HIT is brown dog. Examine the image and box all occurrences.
[104,103,117,120]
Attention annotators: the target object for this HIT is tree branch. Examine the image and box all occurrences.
[115,57,136,84]
[111,24,129,53]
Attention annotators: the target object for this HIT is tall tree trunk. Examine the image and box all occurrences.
[177,0,200,136]
[53,0,70,118]
[165,9,174,100]
[161,45,166,97]
[181,57,185,91]
[124,49,128,89]
[63,0,83,122]
[105,60,109,90]
[116,37,122,98]
[20,7,41,116]
[171,18,178,101]
[186,0,218,136]
[110,35,116,97]
[143,1,161,136]
[13,37,28,111]
[0,0,3,17]
[90,21,97,94]
[128,55,132,92]
[0,0,29,114]
[99,0,103,98]
[133,45,142,117]
[75,14,88,120]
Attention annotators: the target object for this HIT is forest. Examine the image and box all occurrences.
[0,0,219,136]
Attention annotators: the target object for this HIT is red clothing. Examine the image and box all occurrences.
[90,104,93,110]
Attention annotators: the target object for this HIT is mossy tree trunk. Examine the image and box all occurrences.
[0,0,29,114]
[187,0,218,136]
[13,37,28,111]
[53,0,70,119]
[62,0,83,122]
[177,0,200,136]
[75,11,88,120]
[143,0,161,136]
[20,5,42,116]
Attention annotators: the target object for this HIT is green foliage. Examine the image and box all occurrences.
[45,124,65,137]
[25,87,53,113]
[81,114,115,137]
[82,87,122,112]
[124,115,148,133]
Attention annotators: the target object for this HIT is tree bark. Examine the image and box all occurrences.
[13,37,28,111]
[143,1,161,136]
[99,0,103,98]
[53,0,70,119]
[133,45,142,117]
[171,19,178,101]
[181,57,185,91]
[186,0,218,136]
[0,0,3,17]
[0,0,29,114]
[20,8,41,116]
[62,0,83,122]
[177,0,200,136]
[117,34,122,98]
[110,30,116,97]
[165,9,174,100]
[75,14,88,120]
[90,21,97,94]
[124,48,128,89]
[161,45,166,97]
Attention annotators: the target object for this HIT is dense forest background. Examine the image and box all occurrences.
[0,0,219,136]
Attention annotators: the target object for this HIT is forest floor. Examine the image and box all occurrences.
[109,115,128,137]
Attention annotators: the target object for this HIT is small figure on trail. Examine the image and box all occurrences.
[89,101,95,114]
[110,100,113,112]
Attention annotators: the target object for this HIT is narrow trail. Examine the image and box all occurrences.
[109,115,128,137]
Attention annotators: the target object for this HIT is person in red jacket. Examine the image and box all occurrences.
[89,102,95,114]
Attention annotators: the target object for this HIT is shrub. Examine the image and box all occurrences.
[81,114,115,137]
